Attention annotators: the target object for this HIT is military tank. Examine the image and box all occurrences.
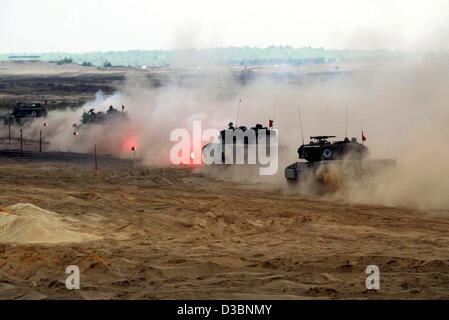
[202,122,277,165]
[1,102,48,125]
[285,135,395,190]
[80,105,127,125]
[238,67,255,85]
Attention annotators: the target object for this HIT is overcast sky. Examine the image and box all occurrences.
[1,0,448,53]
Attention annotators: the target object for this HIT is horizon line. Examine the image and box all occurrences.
[0,46,407,56]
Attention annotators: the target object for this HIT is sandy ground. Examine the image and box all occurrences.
[0,61,448,300]
[0,157,448,300]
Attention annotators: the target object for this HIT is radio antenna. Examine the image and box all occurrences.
[235,98,242,127]
[298,105,305,145]
[345,105,349,138]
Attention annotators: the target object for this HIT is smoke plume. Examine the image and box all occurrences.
[19,60,449,211]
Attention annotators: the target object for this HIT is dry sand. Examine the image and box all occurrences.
[0,62,448,300]
[0,158,448,299]
[0,203,100,244]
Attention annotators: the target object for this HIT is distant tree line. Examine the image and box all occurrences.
[0,46,404,67]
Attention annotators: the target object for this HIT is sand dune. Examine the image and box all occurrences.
[0,203,100,244]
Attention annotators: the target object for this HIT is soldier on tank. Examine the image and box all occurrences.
[107,105,119,114]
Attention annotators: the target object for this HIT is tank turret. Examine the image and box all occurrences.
[298,135,369,163]
[1,102,48,125]
[202,122,277,165]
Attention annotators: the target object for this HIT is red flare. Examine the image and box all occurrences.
[362,131,367,142]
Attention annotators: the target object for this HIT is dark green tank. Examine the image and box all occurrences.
[285,135,395,190]
[80,105,127,125]
[202,122,277,164]
[297,136,368,162]
[1,102,48,125]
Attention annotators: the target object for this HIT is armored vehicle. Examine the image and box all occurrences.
[285,135,395,189]
[238,68,255,84]
[1,102,48,125]
[80,105,127,125]
[202,122,277,164]
[296,135,368,162]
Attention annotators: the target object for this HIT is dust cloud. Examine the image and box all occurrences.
[15,60,449,210]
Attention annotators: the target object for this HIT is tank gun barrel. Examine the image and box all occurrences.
[310,135,336,141]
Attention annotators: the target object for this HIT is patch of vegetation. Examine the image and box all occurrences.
[56,57,73,65]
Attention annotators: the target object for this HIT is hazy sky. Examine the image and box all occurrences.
[1,0,448,53]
